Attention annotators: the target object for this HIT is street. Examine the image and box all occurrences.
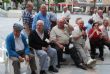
[0,14,110,74]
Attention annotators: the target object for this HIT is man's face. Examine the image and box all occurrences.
[29,6,33,11]
[58,20,65,28]
[64,8,67,12]
[40,6,47,15]
[36,23,44,32]
[13,30,20,38]
[77,20,84,29]
[98,10,103,16]
[27,5,33,12]
[104,20,109,27]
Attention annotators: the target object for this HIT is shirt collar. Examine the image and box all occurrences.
[14,34,22,39]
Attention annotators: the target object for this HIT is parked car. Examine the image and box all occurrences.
[73,7,83,14]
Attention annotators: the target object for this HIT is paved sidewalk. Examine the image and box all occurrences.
[0,49,110,74]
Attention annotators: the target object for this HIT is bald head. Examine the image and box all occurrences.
[57,18,65,29]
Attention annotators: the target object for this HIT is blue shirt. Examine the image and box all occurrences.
[48,12,57,22]
[85,23,92,32]
[32,12,51,31]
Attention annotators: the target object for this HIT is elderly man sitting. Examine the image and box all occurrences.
[29,20,58,74]
[6,23,37,74]
[50,18,88,70]
[72,18,96,68]
[100,19,110,51]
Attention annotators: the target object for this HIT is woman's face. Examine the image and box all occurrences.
[94,23,99,29]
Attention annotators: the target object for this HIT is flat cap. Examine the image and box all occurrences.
[13,23,23,32]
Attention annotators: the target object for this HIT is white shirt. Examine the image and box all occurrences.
[48,11,57,22]
[36,29,44,40]
[14,35,24,51]
[71,25,85,45]
[62,10,71,20]
[92,13,105,24]
[99,25,109,39]
[50,25,70,44]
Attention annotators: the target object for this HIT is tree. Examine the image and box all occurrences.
[2,0,10,3]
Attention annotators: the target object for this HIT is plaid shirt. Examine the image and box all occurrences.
[22,10,33,28]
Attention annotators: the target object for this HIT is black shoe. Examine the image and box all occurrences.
[77,64,87,70]
[60,58,66,62]
[31,71,36,74]
[99,57,104,61]
[91,55,96,59]
[40,70,46,74]
[56,64,61,68]
[48,66,58,73]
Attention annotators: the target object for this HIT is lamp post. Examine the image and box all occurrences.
[94,0,96,9]
[54,0,58,13]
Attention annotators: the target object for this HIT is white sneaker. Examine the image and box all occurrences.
[87,59,96,68]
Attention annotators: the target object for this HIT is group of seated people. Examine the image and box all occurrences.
[6,17,110,74]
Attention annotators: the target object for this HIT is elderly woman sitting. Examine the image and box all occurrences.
[29,20,58,74]
[88,22,104,61]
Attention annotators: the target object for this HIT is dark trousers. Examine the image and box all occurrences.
[51,43,82,67]
[10,50,37,74]
[102,39,110,50]
[90,39,104,58]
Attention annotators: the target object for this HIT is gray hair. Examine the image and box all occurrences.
[36,20,44,26]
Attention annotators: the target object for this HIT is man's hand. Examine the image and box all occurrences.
[82,30,86,36]
[25,55,30,62]
[58,44,64,49]
[18,56,24,62]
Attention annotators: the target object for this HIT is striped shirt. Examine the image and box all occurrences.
[22,10,33,28]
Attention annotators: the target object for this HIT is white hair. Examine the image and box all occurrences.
[36,20,44,26]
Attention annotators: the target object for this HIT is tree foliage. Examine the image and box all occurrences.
[11,0,23,3]
[55,0,65,3]
[2,0,10,3]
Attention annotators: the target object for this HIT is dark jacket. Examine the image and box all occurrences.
[29,30,49,50]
